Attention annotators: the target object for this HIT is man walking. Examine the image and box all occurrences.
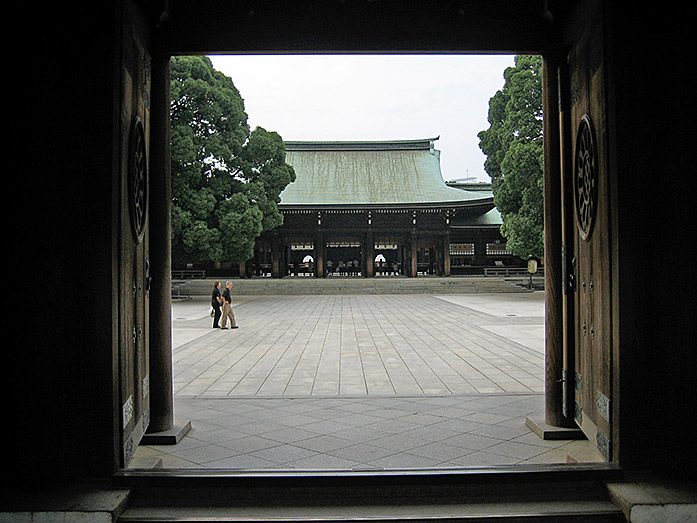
[220,281,238,329]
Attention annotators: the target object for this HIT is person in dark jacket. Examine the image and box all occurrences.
[220,281,238,329]
[211,281,222,328]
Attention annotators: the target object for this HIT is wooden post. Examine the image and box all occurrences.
[525,54,581,440]
[315,232,325,278]
[271,237,281,279]
[473,240,487,266]
[143,50,192,445]
[365,231,374,277]
[543,53,575,428]
[409,232,417,277]
[251,248,259,277]
[146,51,174,434]
[444,232,451,277]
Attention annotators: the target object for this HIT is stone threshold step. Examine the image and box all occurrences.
[119,500,624,522]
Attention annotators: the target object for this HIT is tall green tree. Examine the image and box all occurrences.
[170,56,295,266]
[478,55,544,259]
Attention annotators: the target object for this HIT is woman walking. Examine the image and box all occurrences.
[211,281,222,328]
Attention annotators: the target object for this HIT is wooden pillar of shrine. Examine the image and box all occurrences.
[365,230,374,277]
[314,231,325,278]
[271,235,282,279]
[409,231,418,278]
[443,232,451,277]
[473,240,487,266]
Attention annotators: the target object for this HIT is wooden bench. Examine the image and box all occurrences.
[172,269,206,279]
[171,281,192,299]
[484,267,544,277]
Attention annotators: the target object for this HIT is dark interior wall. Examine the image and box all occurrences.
[15,3,124,480]
[604,4,696,476]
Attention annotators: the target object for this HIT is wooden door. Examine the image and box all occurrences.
[118,4,151,466]
[565,14,613,461]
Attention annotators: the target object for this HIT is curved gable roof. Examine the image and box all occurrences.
[279,138,493,209]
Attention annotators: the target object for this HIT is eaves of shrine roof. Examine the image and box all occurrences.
[279,138,494,210]
[450,207,503,227]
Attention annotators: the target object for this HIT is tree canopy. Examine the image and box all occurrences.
[170,56,295,266]
[478,55,544,259]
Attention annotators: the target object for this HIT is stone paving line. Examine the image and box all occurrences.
[132,292,603,470]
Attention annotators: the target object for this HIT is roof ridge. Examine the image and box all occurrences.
[284,137,439,151]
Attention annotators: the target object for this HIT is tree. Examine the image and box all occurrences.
[170,56,295,266]
[478,55,544,259]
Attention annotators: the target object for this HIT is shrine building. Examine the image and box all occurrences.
[247,137,515,278]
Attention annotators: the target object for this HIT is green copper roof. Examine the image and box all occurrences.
[279,138,493,209]
[451,207,503,227]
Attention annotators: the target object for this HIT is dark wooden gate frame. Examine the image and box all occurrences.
[140,2,614,477]
[18,0,695,492]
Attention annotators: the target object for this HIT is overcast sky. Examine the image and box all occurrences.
[209,54,515,182]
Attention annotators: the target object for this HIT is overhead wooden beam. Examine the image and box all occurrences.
[159,0,560,55]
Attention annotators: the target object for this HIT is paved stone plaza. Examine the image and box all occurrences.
[171,293,546,397]
[133,291,602,470]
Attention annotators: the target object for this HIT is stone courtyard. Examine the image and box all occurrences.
[132,290,602,470]
[172,293,545,397]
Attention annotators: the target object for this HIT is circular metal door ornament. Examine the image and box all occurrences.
[574,114,598,241]
[129,116,148,244]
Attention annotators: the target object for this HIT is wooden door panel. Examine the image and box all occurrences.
[567,14,613,461]
[118,5,151,466]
